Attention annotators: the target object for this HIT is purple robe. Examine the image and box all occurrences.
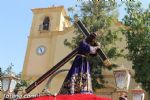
[59,40,97,94]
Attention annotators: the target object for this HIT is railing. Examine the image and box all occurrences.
[39,24,50,32]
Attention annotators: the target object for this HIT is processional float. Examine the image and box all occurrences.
[25,18,112,94]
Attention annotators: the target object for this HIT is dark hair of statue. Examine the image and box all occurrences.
[85,33,97,46]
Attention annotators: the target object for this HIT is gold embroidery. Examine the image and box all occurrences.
[60,73,93,94]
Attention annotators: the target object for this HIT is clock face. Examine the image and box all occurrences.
[36,45,46,55]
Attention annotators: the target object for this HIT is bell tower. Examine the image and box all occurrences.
[22,6,74,94]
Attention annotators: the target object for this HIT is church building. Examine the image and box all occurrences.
[21,6,148,100]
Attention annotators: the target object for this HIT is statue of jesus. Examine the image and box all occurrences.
[59,33,100,94]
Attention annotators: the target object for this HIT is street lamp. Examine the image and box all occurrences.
[113,65,131,100]
[0,66,19,99]
[131,85,145,100]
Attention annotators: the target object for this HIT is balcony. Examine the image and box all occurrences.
[39,24,50,33]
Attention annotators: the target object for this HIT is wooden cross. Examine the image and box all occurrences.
[25,18,111,94]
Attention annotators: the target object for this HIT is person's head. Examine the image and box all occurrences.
[119,97,127,100]
[86,33,97,44]
[119,92,128,100]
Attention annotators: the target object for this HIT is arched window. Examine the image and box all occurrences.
[43,16,50,30]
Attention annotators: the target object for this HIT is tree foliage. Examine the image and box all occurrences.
[121,1,150,93]
[65,0,124,90]
[14,79,29,94]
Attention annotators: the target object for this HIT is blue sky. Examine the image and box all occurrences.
[0,0,149,74]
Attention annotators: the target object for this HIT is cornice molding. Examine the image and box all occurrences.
[32,6,67,16]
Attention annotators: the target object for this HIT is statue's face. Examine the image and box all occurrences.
[86,34,96,45]
[89,38,96,46]
[91,38,95,42]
